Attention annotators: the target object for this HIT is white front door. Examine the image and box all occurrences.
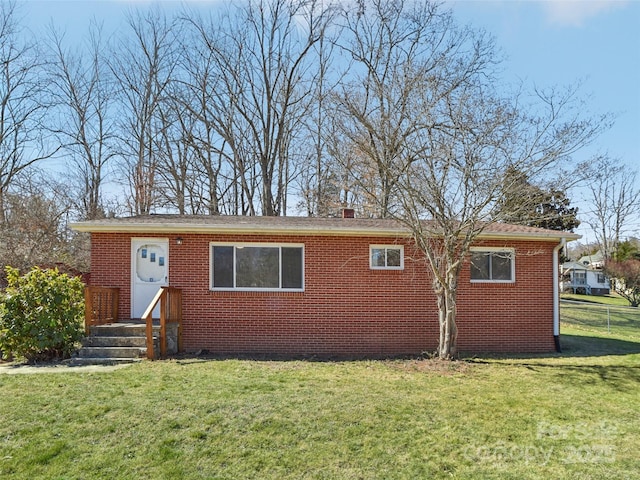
[131,238,169,319]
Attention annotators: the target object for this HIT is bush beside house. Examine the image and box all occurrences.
[0,267,85,362]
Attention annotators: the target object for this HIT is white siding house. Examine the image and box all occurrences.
[561,260,610,295]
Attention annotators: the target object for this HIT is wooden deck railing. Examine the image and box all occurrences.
[84,287,120,334]
[142,287,183,359]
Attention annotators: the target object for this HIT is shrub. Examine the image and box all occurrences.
[0,266,85,362]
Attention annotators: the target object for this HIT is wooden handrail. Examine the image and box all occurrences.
[84,287,120,334]
[143,287,183,360]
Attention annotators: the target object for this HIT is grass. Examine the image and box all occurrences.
[561,292,631,307]
[0,313,639,479]
[561,295,640,339]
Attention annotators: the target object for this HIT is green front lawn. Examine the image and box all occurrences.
[561,292,630,307]
[1,332,638,480]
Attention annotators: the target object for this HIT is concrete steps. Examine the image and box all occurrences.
[70,322,159,365]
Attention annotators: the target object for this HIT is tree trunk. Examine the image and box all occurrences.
[436,282,458,359]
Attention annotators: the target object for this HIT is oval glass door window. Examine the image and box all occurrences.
[136,244,166,283]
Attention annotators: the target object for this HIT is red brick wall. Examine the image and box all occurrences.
[89,232,557,356]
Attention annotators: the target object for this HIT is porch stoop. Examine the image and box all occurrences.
[70,322,159,365]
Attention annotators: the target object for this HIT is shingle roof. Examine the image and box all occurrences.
[70,214,580,241]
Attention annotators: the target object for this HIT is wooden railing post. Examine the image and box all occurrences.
[160,292,167,358]
[145,311,154,360]
[141,287,182,360]
[84,287,93,335]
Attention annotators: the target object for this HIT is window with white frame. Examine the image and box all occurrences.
[370,245,404,270]
[470,248,515,282]
[210,243,304,291]
[574,271,587,285]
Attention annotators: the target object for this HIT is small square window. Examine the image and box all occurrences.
[470,249,514,282]
[370,245,404,270]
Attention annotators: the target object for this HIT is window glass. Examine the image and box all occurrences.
[282,247,303,289]
[491,253,512,281]
[387,248,401,267]
[371,248,386,267]
[471,250,513,282]
[370,245,404,269]
[211,244,303,290]
[236,247,279,288]
[212,246,234,288]
[470,252,490,280]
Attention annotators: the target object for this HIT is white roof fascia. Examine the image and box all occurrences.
[70,220,581,242]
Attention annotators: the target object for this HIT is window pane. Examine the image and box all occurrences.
[213,246,234,288]
[371,248,385,267]
[491,253,512,280]
[470,252,490,280]
[236,247,279,288]
[386,248,401,267]
[282,247,303,289]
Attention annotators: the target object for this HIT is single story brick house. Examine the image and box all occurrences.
[71,214,579,356]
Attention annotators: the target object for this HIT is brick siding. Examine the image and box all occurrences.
[90,232,557,356]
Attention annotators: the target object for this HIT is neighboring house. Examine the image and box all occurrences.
[577,250,605,269]
[71,214,579,356]
[561,260,611,296]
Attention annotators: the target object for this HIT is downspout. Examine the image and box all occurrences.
[553,238,566,352]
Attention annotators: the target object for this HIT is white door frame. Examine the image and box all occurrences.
[131,238,169,319]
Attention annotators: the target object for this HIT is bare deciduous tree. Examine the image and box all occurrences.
[0,1,57,223]
[331,0,459,218]
[0,171,76,283]
[109,7,178,215]
[333,0,609,359]
[184,0,335,216]
[583,155,640,260]
[47,21,116,220]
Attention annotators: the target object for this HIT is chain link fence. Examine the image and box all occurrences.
[560,300,640,339]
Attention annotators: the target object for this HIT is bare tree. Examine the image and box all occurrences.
[331,0,457,218]
[583,155,640,260]
[177,12,245,215]
[0,1,57,223]
[47,21,116,220]
[109,7,178,215]
[0,171,75,282]
[334,0,609,359]
[184,0,335,216]
[153,92,201,215]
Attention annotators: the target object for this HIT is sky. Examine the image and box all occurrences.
[16,0,640,242]
[447,0,640,242]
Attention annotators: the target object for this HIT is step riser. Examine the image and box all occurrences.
[78,347,146,359]
[77,322,174,364]
[89,326,151,337]
[77,323,158,363]
[69,358,142,366]
[83,336,148,348]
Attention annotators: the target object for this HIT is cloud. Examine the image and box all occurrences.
[542,0,629,27]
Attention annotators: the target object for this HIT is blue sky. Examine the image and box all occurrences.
[17,0,640,240]
[448,0,640,241]
[450,0,639,167]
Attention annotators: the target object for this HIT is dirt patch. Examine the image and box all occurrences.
[386,358,474,376]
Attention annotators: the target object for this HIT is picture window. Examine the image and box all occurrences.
[211,243,304,291]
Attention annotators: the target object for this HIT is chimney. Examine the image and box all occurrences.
[341,208,355,219]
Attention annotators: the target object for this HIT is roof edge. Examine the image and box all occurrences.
[70,218,581,242]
